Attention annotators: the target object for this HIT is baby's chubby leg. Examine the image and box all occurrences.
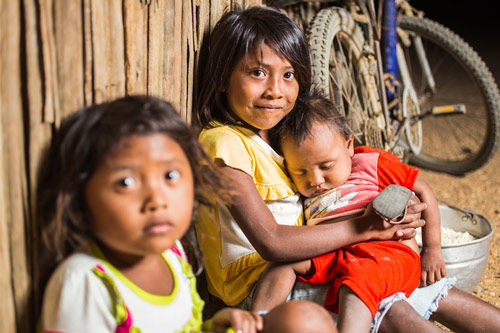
[261,300,337,333]
[251,259,313,311]
[337,285,372,333]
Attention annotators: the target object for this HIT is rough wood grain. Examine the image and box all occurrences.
[55,1,85,118]
[124,0,148,95]
[23,0,53,320]
[1,0,30,331]
[91,0,126,103]
[83,0,93,105]
[39,0,60,124]
[182,0,194,121]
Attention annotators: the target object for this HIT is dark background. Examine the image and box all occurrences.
[415,0,499,84]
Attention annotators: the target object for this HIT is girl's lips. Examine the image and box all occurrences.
[144,222,173,235]
[256,105,282,111]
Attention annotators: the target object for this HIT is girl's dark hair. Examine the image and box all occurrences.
[36,96,227,287]
[270,92,352,154]
[195,6,311,129]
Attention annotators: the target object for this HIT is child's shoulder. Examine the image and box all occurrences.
[43,251,111,312]
[200,123,255,152]
[41,252,117,329]
[200,122,246,140]
[54,251,100,271]
[46,251,103,287]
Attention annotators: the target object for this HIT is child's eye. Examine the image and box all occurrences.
[116,177,136,188]
[284,71,295,80]
[320,164,333,171]
[165,170,181,183]
[251,69,265,77]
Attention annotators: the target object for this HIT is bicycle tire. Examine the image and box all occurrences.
[399,15,500,175]
[307,7,386,148]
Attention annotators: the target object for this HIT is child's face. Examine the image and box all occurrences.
[85,134,194,261]
[225,43,299,133]
[282,122,354,198]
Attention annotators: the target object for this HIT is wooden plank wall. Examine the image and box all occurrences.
[0,0,262,331]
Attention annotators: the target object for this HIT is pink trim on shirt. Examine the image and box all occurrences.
[170,245,188,261]
[115,307,133,333]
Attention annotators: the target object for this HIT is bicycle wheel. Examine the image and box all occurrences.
[399,15,500,175]
[307,7,385,148]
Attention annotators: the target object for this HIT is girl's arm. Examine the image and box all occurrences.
[412,178,446,285]
[224,166,426,262]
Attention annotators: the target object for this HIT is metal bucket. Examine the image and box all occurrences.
[419,205,493,293]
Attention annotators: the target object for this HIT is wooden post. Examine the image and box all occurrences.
[91,0,126,103]
[1,0,31,331]
[124,0,149,95]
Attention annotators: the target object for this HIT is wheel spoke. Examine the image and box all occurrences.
[308,7,386,149]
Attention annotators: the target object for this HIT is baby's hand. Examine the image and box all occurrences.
[420,246,446,286]
[207,308,263,333]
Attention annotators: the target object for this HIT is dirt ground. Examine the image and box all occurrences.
[418,152,500,309]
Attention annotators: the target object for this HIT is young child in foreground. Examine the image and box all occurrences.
[36,95,333,333]
[252,94,446,332]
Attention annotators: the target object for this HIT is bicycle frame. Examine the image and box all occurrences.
[359,0,436,153]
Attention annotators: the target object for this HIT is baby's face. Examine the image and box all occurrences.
[84,134,194,261]
[282,122,354,197]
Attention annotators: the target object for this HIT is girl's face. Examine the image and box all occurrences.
[282,121,354,198]
[85,134,194,262]
[226,43,299,136]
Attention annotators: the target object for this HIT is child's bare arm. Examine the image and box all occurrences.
[223,165,426,262]
[412,178,446,286]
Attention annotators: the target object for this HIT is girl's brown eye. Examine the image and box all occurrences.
[165,170,180,183]
[251,69,264,77]
[284,71,295,80]
[117,177,135,188]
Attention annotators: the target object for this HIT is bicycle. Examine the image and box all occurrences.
[268,0,500,175]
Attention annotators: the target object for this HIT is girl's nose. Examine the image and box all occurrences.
[144,184,168,212]
[263,75,283,99]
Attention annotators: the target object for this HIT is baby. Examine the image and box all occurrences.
[252,94,446,332]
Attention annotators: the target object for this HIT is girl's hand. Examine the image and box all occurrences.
[394,194,428,238]
[420,246,446,286]
[207,308,263,333]
[363,195,427,240]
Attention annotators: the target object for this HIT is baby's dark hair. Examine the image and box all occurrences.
[195,6,311,129]
[270,92,352,153]
[36,96,227,284]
